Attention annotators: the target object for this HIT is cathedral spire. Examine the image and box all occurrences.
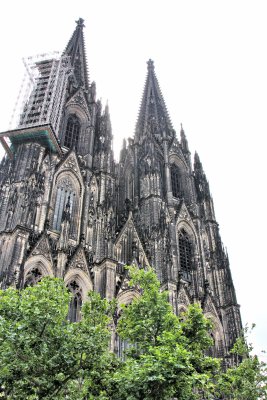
[95,101,113,153]
[194,151,203,172]
[180,123,190,153]
[135,60,174,143]
[194,152,211,201]
[64,18,89,91]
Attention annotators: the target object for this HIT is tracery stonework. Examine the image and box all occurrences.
[0,19,242,361]
[32,237,50,257]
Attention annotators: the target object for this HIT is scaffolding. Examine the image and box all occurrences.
[0,52,72,158]
[11,52,72,137]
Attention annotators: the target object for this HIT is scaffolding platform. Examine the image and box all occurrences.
[0,124,63,158]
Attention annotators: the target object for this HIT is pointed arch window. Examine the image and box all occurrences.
[67,280,82,322]
[64,115,80,149]
[53,184,75,232]
[52,175,80,239]
[52,175,80,240]
[24,267,43,287]
[171,164,181,198]
[178,229,192,281]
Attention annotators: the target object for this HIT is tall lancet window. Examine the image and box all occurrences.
[53,177,75,232]
[67,280,82,322]
[64,115,80,149]
[178,229,192,281]
[171,164,181,198]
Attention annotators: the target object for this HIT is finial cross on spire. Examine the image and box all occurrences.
[147,59,155,71]
[76,18,85,28]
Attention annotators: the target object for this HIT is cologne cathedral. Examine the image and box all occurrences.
[0,19,242,358]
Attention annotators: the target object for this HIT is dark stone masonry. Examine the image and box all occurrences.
[0,19,242,360]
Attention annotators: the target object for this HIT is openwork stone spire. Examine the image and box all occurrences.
[64,18,89,91]
[135,59,174,143]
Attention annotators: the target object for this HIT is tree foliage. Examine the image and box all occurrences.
[215,326,267,399]
[111,266,220,400]
[0,277,115,399]
[0,268,266,400]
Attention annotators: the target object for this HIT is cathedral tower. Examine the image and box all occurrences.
[0,19,242,359]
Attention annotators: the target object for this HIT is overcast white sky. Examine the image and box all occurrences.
[0,0,266,358]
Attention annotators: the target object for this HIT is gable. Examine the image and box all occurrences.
[55,151,84,193]
[203,294,220,321]
[115,213,150,268]
[169,139,188,167]
[64,246,93,295]
[177,286,191,307]
[176,202,193,225]
[67,246,90,275]
[30,235,53,265]
[65,88,90,119]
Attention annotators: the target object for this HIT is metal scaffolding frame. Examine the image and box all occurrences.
[11,52,72,137]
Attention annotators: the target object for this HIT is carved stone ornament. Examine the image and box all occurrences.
[90,176,97,192]
[62,155,79,173]
[120,278,130,291]
[178,204,190,221]
[204,295,219,319]
[32,236,51,259]
[66,88,89,116]
[75,93,86,108]
[58,177,73,191]
[69,248,88,274]
[177,288,190,306]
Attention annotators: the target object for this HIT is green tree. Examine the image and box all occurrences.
[215,326,267,400]
[111,266,220,400]
[0,277,115,399]
[0,269,266,400]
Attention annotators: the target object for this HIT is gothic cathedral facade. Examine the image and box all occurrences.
[0,19,242,359]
